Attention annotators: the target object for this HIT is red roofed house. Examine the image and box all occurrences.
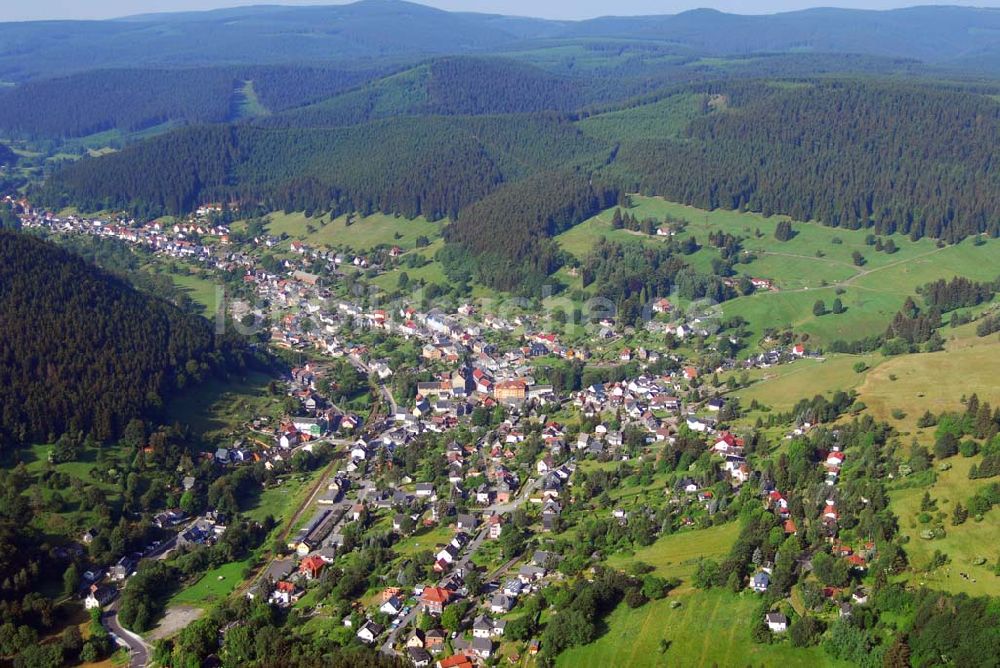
[299,555,326,580]
[420,586,453,615]
[437,655,473,668]
[847,554,867,570]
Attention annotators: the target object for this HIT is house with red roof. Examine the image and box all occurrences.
[299,555,326,580]
[420,586,453,615]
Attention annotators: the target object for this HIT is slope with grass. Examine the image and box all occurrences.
[606,522,740,592]
[729,352,881,414]
[890,456,1000,597]
[558,195,1000,345]
[858,325,1000,433]
[556,588,845,668]
[264,210,443,252]
[166,371,282,442]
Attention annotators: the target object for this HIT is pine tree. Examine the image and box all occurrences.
[952,502,968,525]
[920,491,935,512]
[611,208,623,229]
[775,220,794,241]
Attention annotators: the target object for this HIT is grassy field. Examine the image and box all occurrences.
[557,195,1000,345]
[18,443,124,553]
[167,558,253,608]
[556,588,845,668]
[890,456,1000,597]
[232,80,269,119]
[859,330,1000,435]
[370,239,448,291]
[392,524,452,558]
[168,271,220,314]
[606,522,740,592]
[166,371,282,442]
[245,474,315,523]
[265,210,443,252]
[729,352,881,413]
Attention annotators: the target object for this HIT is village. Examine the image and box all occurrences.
[9,199,868,667]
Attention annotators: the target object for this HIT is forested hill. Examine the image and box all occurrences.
[0,0,549,80]
[44,78,999,268]
[567,6,1000,66]
[610,80,1000,243]
[0,66,386,140]
[0,144,16,166]
[40,115,608,220]
[257,58,606,129]
[0,231,234,446]
[0,3,997,80]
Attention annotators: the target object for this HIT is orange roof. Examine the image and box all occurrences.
[496,379,527,390]
[421,586,452,604]
[300,556,325,572]
[438,655,473,668]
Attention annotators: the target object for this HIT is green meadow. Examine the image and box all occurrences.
[556,588,845,668]
[606,522,741,593]
[890,456,1000,597]
[558,195,1000,345]
[265,210,443,252]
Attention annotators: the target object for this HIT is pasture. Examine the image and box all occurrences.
[166,370,281,441]
[265,210,442,252]
[728,353,880,412]
[168,271,220,314]
[890,456,1000,597]
[557,195,1000,345]
[167,558,254,608]
[606,522,740,591]
[556,588,845,668]
[859,330,1000,435]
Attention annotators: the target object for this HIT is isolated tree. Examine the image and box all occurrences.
[775,220,794,241]
[813,300,827,316]
[832,298,845,314]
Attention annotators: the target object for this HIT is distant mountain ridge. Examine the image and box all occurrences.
[0,1,997,80]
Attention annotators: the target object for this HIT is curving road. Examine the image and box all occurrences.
[103,604,151,668]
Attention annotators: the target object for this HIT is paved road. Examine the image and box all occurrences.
[380,476,541,656]
[103,604,151,668]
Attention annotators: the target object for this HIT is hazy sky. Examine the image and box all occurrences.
[2,0,996,22]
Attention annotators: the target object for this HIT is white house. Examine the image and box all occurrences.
[765,612,788,632]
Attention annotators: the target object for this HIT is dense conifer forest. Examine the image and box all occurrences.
[37,75,999,285]
[614,80,1000,242]
[0,232,243,446]
[40,115,607,220]
[0,66,385,139]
